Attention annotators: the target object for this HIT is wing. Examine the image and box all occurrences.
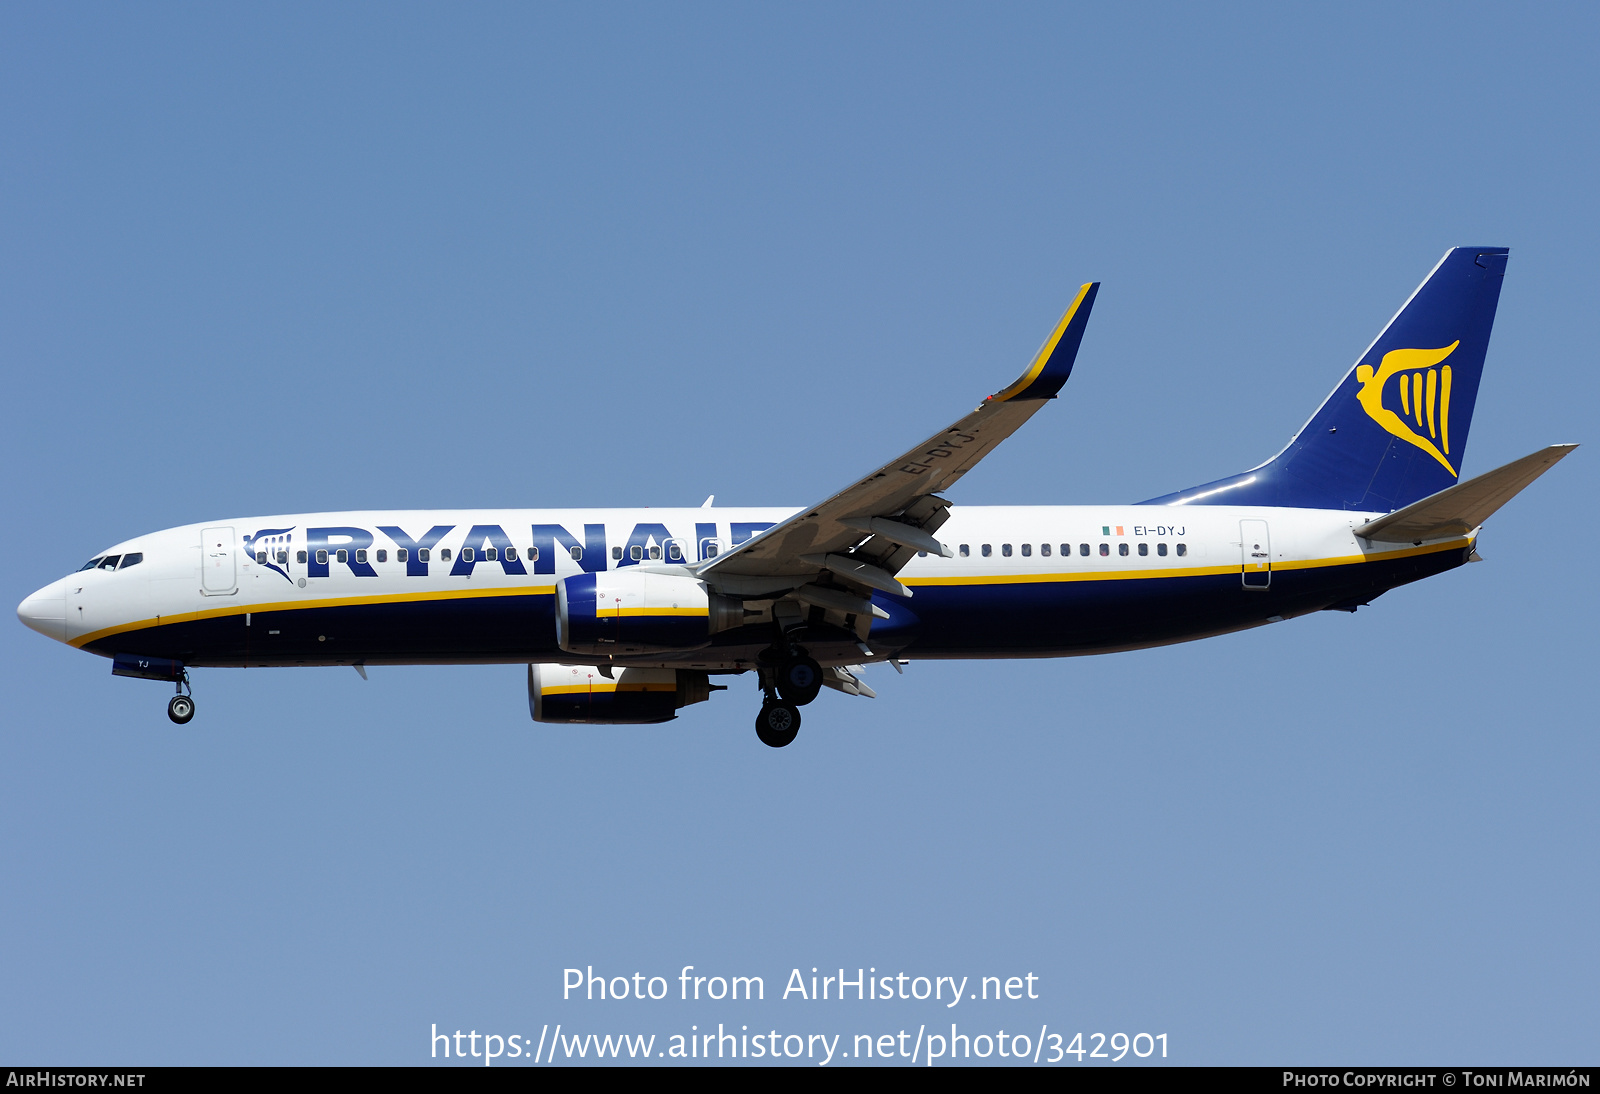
[697,282,1100,601]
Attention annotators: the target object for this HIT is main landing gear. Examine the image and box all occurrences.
[754,644,823,748]
[167,669,195,724]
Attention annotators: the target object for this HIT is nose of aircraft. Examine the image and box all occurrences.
[17,578,69,643]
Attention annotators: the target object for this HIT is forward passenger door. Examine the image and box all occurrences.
[201,526,238,595]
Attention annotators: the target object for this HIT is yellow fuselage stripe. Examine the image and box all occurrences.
[901,538,1468,587]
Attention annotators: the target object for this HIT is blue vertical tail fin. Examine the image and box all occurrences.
[1145,247,1509,511]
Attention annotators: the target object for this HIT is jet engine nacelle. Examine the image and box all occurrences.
[528,663,717,724]
[556,570,743,655]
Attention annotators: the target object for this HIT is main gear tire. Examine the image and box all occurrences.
[755,701,800,748]
[776,656,823,706]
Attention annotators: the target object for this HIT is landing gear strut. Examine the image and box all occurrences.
[753,632,819,746]
[167,670,195,724]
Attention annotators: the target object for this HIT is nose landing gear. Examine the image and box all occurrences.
[167,669,195,724]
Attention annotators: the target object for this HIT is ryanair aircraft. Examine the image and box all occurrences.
[17,248,1574,746]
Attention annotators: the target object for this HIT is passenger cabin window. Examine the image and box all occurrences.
[1138,543,1148,556]
[1079,544,1090,556]
[981,544,992,557]
[568,546,582,561]
[1099,544,1109,556]
[667,542,683,562]
[649,545,661,560]
[298,550,308,564]
[1040,543,1051,557]
[1176,543,1187,556]
[256,551,268,564]
[505,547,517,562]
[612,546,624,560]
[376,549,387,563]
[336,549,348,564]
[1021,543,1032,557]
[355,549,368,564]
[1118,543,1129,557]
[276,550,288,564]
[440,548,452,561]
[484,547,497,561]
[630,545,643,561]
[1157,543,1167,556]
[917,550,927,558]
[462,548,475,562]
[528,547,539,560]
[1001,544,1012,557]
[417,548,429,562]
[397,548,409,563]
[316,550,328,565]
[700,540,719,560]
[120,553,142,569]
[959,545,970,557]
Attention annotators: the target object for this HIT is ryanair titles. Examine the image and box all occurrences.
[247,521,778,583]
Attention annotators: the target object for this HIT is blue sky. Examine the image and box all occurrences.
[3,3,1596,1065]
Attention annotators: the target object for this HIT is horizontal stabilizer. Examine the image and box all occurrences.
[1354,444,1577,542]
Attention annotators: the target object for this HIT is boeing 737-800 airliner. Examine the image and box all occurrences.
[17,248,1574,746]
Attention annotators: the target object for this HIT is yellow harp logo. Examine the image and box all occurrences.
[1354,341,1460,477]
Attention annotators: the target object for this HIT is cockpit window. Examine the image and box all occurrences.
[80,553,141,571]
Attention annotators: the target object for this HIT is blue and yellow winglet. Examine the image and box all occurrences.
[989,282,1100,402]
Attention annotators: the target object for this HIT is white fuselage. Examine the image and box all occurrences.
[19,504,1469,669]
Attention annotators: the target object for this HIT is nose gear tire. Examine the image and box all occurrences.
[167,695,195,724]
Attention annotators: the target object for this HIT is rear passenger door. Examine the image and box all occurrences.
[1239,519,1271,589]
